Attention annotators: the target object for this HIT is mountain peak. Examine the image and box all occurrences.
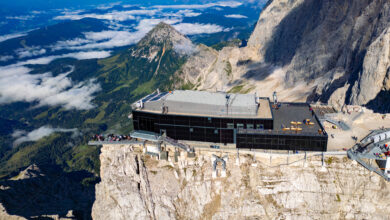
[154,22,175,30]
[138,22,189,47]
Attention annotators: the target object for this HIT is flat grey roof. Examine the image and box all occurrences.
[272,103,325,135]
[134,90,272,119]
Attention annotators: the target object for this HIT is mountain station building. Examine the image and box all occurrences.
[131,90,328,151]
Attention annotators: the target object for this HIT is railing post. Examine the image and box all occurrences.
[287,150,290,165]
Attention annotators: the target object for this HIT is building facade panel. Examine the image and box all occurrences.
[236,133,327,151]
[133,110,273,144]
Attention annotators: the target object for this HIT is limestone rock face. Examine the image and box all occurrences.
[179,0,390,110]
[92,145,158,220]
[247,0,304,59]
[92,145,390,219]
[350,28,390,105]
[248,0,390,106]
[176,44,218,87]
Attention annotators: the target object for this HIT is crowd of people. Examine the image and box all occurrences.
[92,134,132,142]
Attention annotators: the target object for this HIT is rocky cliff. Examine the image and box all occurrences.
[178,0,390,111]
[92,145,390,219]
[249,0,390,110]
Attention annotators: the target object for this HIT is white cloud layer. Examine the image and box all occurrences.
[0,55,13,62]
[173,23,228,35]
[153,1,242,9]
[163,9,201,18]
[225,14,248,19]
[0,33,27,43]
[16,47,47,58]
[15,51,111,66]
[0,65,101,110]
[52,18,184,50]
[6,15,35,20]
[51,18,228,51]
[54,9,158,21]
[174,40,197,55]
[12,126,79,146]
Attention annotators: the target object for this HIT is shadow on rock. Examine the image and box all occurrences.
[0,164,97,219]
[242,62,279,81]
[263,0,323,66]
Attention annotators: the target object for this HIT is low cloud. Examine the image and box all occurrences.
[163,9,201,18]
[0,65,101,110]
[97,2,121,10]
[51,18,228,51]
[153,1,242,9]
[0,55,13,62]
[6,15,35,20]
[53,31,141,50]
[16,47,47,59]
[52,18,182,50]
[54,9,158,21]
[0,33,27,43]
[173,23,228,35]
[174,39,198,55]
[15,51,111,66]
[225,14,248,19]
[12,126,79,146]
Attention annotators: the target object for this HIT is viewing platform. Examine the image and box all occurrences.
[348,128,390,181]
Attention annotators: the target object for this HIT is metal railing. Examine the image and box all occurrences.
[162,136,194,153]
[237,128,326,137]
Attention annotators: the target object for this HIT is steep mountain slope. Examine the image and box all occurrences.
[0,22,191,178]
[178,0,390,112]
[248,0,390,110]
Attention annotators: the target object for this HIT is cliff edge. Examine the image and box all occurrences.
[92,145,390,219]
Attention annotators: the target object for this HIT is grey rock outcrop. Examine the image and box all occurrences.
[178,0,390,111]
[92,145,158,219]
[248,0,390,108]
[92,145,390,219]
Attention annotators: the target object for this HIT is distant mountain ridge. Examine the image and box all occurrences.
[0,22,192,179]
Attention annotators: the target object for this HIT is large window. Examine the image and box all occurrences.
[256,124,264,130]
[236,133,327,151]
[227,123,234,129]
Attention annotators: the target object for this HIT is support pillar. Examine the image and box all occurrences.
[385,157,390,179]
[287,150,290,165]
[235,149,240,166]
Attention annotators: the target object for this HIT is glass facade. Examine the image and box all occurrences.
[236,132,327,151]
[133,110,273,144]
[132,110,328,151]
